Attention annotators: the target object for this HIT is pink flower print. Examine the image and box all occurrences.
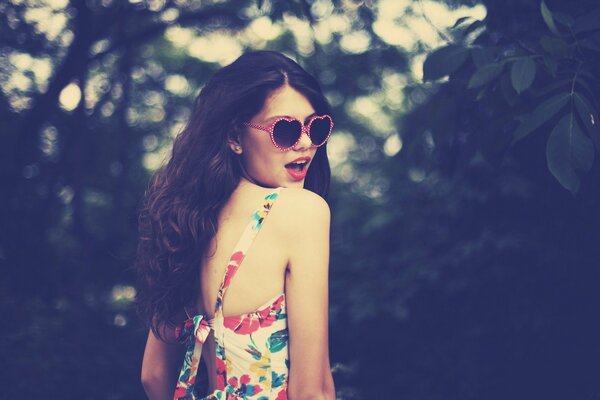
[223,251,244,288]
[215,357,227,390]
[223,313,261,335]
[230,250,244,264]
[173,385,189,399]
[223,296,282,334]
[275,387,288,400]
[256,305,277,326]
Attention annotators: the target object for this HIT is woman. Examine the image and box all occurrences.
[135,50,336,400]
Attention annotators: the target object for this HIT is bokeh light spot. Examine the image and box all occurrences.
[59,82,81,111]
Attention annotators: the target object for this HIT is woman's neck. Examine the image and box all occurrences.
[238,175,275,190]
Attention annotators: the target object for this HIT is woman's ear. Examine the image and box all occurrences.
[227,131,243,154]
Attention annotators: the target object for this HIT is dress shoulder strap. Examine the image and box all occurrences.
[213,186,283,317]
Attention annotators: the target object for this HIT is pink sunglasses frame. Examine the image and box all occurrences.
[243,114,334,151]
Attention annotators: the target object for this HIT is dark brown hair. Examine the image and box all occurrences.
[134,50,332,340]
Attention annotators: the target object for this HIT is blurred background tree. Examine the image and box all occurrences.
[1,0,599,399]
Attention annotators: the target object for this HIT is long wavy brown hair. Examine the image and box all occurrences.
[134,50,332,341]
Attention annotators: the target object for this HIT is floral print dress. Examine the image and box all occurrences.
[174,187,289,400]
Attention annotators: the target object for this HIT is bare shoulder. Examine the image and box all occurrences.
[273,187,330,266]
[275,187,330,228]
[277,187,334,395]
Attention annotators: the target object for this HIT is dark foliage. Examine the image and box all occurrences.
[1,0,599,399]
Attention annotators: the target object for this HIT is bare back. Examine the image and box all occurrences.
[156,179,334,399]
[196,180,288,318]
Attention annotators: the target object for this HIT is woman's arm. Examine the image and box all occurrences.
[141,323,186,399]
[284,189,336,400]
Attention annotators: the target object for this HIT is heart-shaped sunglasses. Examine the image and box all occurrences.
[243,114,334,151]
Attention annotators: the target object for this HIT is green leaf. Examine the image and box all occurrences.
[512,93,570,145]
[546,115,580,194]
[573,93,597,132]
[468,62,504,88]
[540,35,569,57]
[554,12,574,28]
[423,45,469,81]
[180,367,190,382]
[573,94,595,123]
[541,1,561,36]
[573,93,600,156]
[470,46,495,67]
[511,58,536,94]
[546,113,594,195]
[571,124,595,172]
[272,371,286,388]
[500,72,518,106]
[475,85,487,101]
[532,78,570,98]
[268,329,288,353]
[245,343,263,360]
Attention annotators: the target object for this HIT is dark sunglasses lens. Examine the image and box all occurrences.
[273,119,302,148]
[309,116,332,146]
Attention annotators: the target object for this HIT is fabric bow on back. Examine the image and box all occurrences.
[173,315,214,400]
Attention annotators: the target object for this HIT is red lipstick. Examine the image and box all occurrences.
[284,156,311,181]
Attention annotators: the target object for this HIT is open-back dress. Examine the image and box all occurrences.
[174,187,288,400]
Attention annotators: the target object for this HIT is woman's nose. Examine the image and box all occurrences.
[293,127,313,150]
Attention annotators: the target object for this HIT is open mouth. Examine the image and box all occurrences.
[285,161,308,172]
